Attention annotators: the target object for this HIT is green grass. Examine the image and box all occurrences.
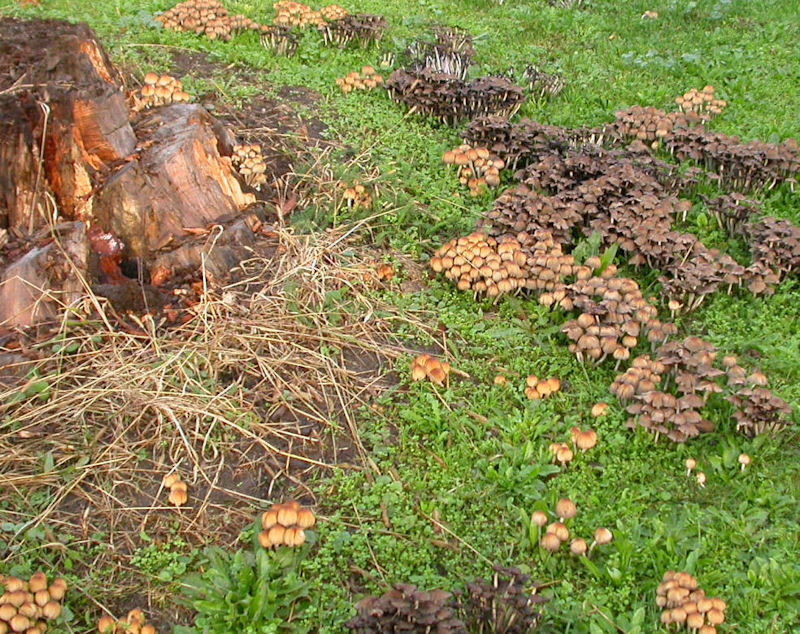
[2,0,800,632]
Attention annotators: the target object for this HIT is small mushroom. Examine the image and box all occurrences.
[685,457,697,476]
[570,538,588,556]
[575,429,598,452]
[540,532,561,552]
[590,527,613,552]
[738,453,751,471]
[555,498,577,522]
[696,472,706,488]
[591,402,608,418]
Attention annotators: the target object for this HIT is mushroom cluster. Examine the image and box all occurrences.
[258,501,316,549]
[430,233,529,297]
[320,4,347,21]
[272,1,324,28]
[135,73,192,110]
[335,66,384,93]
[524,375,561,400]
[97,610,158,634]
[675,86,726,120]
[319,14,387,48]
[163,472,188,507]
[440,93,799,443]
[231,144,268,190]
[612,106,702,148]
[259,25,299,56]
[747,216,800,280]
[341,181,373,209]
[411,354,450,386]
[519,230,577,298]
[657,571,727,633]
[0,573,66,634]
[442,144,504,195]
[155,0,234,40]
[728,387,793,436]
[347,584,465,634]
[386,69,524,125]
[703,193,759,238]
[532,502,612,557]
[561,268,674,366]
[625,390,713,443]
[610,355,666,402]
[227,13,260,33]
[456,566,547,634]
[665,128,799,193]
[522,65,565,99]
[406,27,474,80]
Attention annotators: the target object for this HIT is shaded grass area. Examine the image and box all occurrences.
[1,0,800,632]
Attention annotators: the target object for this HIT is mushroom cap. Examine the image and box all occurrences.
[548,522,570,542]
[594,527,613,545]
[268,524,286,546]
[162,473,181,488]
[556,498,577,520]
[738,453,751,466]
[685,457,697,470]
[556,446,574,463]
[97,616,116,633]
[144,72,159,85]
[687,612,704,629]
[127,609,145,625]
[258,530,272,549]
[570,538,588,556]
[531,510,549,527]
[9,613,30,632]
[28,572,47,593]
[591,402,609,417]
[576,429,597,451]
[540,532,561,552]
[42,601,61,620]
[296,508,316,529]
[706,609,725,625]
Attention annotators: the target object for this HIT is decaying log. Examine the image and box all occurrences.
[0,18,135,232]
[0,222,90,327]
[1,19,267,327]
[92,104,254,259]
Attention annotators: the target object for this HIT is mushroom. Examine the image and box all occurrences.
[575,429,597,452]
[540,532,561,552]
[296,507,316,529]
[685,457,697,476]
[168,481,188,507]
[555,498,577,522]
[47,579,67,601]
[555,446,574,467]
[696,472,706,488]
[41,601,61,620]
[738,453,751,471]
[590,527,613,552]
[591,402,608,418]
[97,616,116,634]
[569,538,587,556]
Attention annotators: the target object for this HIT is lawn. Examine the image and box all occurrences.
[1,0,799,632]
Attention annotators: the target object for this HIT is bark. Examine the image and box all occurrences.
[0,221,90,327]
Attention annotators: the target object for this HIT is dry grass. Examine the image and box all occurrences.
[0,223,434,611]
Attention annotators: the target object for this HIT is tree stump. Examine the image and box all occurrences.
[0,18,262,327]
[0,222,90,327]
